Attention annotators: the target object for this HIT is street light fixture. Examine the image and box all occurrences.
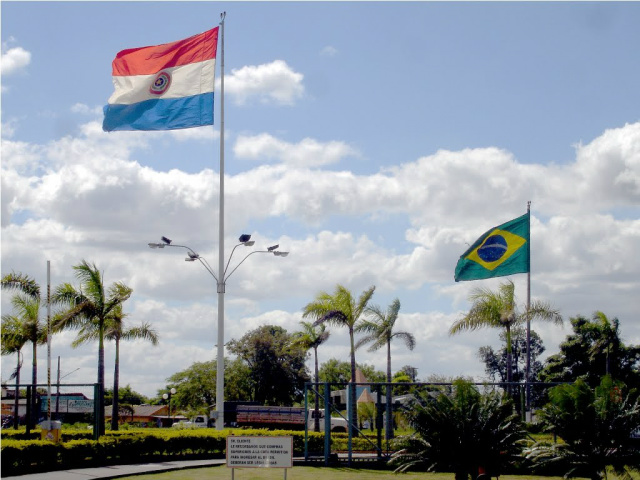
[148,234,289,429]
[162,387,177,426]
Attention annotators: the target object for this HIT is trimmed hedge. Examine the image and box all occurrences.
[1,428,326,477]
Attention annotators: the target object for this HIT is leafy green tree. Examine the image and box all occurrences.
[52,260,132,435]
[478,327,545,382]
[357,298,415,441]
[450,279,562,384]
[164,360,217,414]
[303,284,376,431]
[391,379,526,480]
[526,376,640,480]
[227,325,309,405]
[104,385,150,406]
[318,358,385,387]
[292,321,330,431]
[1,316,28,428]
[1,272,47,428]
[224,357,253,402]
[72,304,159,430]
[540,313,640,390]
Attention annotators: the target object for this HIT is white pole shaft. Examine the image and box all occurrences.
[47,261,52,422]
[215,12,226,431]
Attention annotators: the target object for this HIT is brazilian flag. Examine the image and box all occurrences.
[455,212,530,282]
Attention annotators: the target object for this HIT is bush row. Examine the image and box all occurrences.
[0,428,326,477]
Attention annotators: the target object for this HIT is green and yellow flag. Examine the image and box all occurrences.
[454,212,530,282]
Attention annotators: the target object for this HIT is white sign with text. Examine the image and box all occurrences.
[226,436,293,468]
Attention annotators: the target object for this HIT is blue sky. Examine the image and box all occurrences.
[2,1,639,398]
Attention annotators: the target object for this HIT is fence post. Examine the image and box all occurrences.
[324,382,330,466]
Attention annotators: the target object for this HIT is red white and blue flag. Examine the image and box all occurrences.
[103,27,219,132]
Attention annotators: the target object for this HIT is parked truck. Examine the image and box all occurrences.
[235,405,347,432]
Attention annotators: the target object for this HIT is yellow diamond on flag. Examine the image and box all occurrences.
[465,228,527,271]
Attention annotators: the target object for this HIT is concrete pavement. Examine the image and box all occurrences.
[2,459,226,479]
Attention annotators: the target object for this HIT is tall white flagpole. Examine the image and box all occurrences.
[47,261,52,423]
[525,201,532,419]
[215,11,226,431]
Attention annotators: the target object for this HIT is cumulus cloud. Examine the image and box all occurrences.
[233,133,359,167]
[222,60,304,105]
[1,42,31,76]
[2,119,639,395]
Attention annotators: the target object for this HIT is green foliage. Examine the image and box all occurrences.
[163,360,217,412]
[526,375,640,480]
[540,313,640,390]
[227,324,310,405]
[104,385,150,406]
[0,428,324,477]
[390,379,527,480]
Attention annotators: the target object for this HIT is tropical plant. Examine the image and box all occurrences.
[540,313,640,390]
[356,298,415,441]
[1,272,47,428]
[450,279,562,384]
[227,324,310,405]
[293,321,330,431]
[391,379,527,480]
[526,375,640,480]
[302,284,376,432]
[52,260,132,435]
[1,316,28,428]
[70,304,158,430]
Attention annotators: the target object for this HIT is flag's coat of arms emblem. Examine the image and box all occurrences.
[150,71,172,95]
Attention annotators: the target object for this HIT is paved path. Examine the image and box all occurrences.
[3,459,226,480]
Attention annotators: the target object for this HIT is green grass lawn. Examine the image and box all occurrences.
[118,466,589,480]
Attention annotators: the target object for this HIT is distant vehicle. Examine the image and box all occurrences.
[171,415,208,429]
[235,405,348,432]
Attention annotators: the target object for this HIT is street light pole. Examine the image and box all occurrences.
[148,235,288,430]
[162,387,176,426]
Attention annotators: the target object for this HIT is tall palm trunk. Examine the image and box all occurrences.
[385,340,393,441]
[14,354,21,429]
[313,345,320,432]
[505,325,513,385]
[348,326,357,432]
[111,336,120,431]
[31,340,37,428]
[98,321,105,434]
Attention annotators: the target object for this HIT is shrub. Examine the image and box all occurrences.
[525,375,640,480]
[390,379,527,480]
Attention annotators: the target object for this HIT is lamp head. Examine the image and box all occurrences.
[267,244,279,252]
[161,236,172,245]
[243,240,255,246]
[238,234,252,243]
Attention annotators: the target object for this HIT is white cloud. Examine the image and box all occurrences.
[1,44,31,76]
[233,133,359,167]
[222,60,304,106]
[2,119,639,395]
[320,46,338,57]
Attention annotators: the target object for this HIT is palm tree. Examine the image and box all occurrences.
[449,279,562,385]
[1,316,28,428]
[356,298,415,441]
[70,304,158,430]
[589,311,620,377]
[293,321,330,432]
[1,272,47,428]
[302,284,376,432]
[52,260,132,435]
